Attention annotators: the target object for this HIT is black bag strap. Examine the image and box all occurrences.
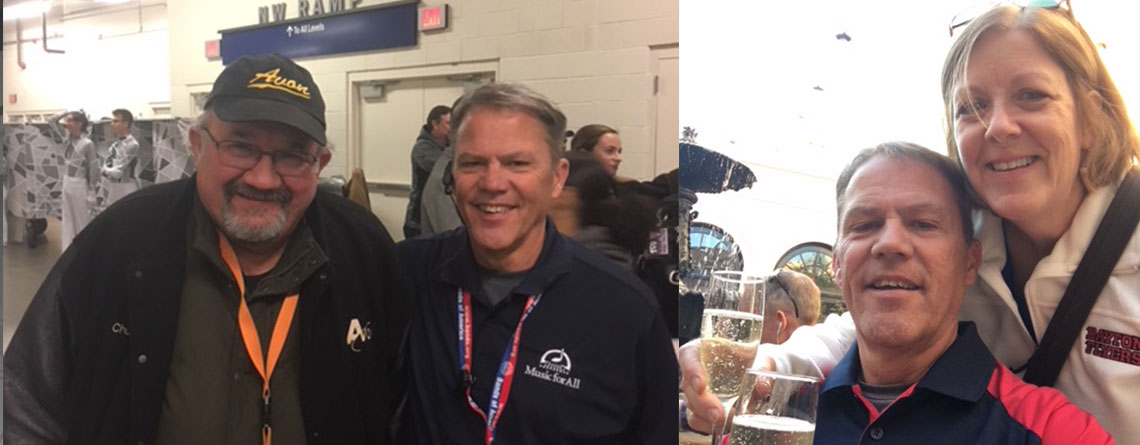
[1023,168,1140,387]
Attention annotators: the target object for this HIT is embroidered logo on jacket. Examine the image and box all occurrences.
[247,68,312,100]
[523,348,580,390]
[1084,326,1140,366]
[346,318,372,352]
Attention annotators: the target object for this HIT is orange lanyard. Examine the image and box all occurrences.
[218,233,298,445]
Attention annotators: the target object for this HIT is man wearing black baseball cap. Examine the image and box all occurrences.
[5,53,412,445]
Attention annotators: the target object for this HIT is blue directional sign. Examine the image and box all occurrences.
[219,1,417,65]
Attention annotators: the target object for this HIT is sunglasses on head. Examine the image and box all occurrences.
[949,0,1072,37]
[770,273,800,319]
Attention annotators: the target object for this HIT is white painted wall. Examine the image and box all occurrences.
[166,0,680,182]
[2,2,171,122]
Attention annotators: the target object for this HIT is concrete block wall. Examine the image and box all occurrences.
[166,0,679,181]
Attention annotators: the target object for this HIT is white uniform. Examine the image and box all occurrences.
[103,133,140,206]
[60,142,96,250]
[49,116,98,251]
[764,179,1140,442]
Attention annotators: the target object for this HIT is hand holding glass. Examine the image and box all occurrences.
[728,370,820,445]
[700,271,765,443]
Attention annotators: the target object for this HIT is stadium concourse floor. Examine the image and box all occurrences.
[3,217,62,350]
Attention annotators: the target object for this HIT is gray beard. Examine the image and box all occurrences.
[221,203,287,243]
[220,180,292,244]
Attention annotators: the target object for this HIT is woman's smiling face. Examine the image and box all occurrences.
[952,29,1087,224]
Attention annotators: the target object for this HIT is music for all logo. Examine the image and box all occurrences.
[523,348,580,390]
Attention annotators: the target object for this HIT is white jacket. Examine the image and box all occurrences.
[765,181,1140,442]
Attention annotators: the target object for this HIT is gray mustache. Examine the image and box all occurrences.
[225,182,292,203]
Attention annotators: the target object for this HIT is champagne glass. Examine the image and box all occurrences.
[728,370,820,445]
[700,271,765,444]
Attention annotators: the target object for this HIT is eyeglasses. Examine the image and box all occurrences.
[948,0,1072,37]
[199,126,319,178]
[770,273,800,319]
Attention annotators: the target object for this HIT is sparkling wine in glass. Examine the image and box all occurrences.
[700,271,764,444]
[728,370,820,445]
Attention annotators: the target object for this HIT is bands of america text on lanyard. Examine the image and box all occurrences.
[457,288,543,444]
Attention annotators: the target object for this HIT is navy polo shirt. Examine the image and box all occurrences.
[399,219,678,444]
[816,322,1111,444]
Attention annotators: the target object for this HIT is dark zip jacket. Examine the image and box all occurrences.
[398,221,678,443]
[3,177,412,445]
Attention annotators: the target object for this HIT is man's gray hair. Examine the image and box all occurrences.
[835,141,975,243]
[450,83,567,164]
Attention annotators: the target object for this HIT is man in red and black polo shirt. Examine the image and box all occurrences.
[816,142,1111,444]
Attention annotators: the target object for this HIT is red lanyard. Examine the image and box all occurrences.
[218,233,298,445]
[457,288,541,445]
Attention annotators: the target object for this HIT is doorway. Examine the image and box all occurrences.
[348,62,496,240]
[652,45,680,175]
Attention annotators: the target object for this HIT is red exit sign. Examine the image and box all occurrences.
[419,5,449,32]
[204,39,221,60]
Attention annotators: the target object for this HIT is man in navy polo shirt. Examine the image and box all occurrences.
[398,83,676,444]
[815,142,1109,444]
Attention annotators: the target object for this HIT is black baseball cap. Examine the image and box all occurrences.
[204,53,327,146]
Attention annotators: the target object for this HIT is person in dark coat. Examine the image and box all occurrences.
[3,53,412,445]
